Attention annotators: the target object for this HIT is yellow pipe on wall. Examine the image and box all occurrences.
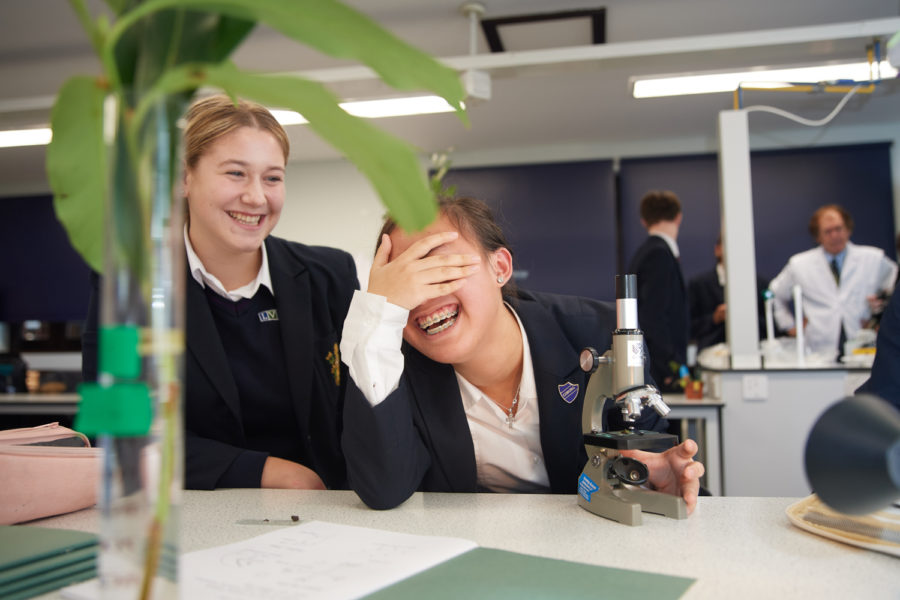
[733,82,876,109]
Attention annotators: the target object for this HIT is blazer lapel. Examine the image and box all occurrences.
[186,273,241,419]
[267,239,315,433]
[515,299,590,492]
[405,348,478,491]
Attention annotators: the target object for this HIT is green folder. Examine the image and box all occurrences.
[0,559,95,598]
[0,526,97,600]
[1,565,95,600]
[0,526,97,572]
[0,546,95,586]
[364,547,695,600]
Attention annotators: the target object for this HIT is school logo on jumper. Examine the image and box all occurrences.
[326,343,341,386]
[558,381,579,404]
[257,309,279,322]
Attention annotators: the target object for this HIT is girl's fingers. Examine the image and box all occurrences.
[418,252,482,270]
[399,231,460,261]
[372,234,392,268]
[413,263,481,286]
[425,277,467,298]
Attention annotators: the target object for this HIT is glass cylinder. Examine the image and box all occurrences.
[78,93,187,599]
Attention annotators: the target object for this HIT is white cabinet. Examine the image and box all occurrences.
[707,368,869,496]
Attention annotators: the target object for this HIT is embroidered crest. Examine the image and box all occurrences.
[326,343,341,386]
[558,381,579,404]
[257,309,279,322]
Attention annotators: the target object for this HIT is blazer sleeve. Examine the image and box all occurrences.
[342,378,432,509]
[856,291,900,410]
[185,434,268,490]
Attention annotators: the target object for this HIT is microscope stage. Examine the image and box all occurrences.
[583,430,678,450]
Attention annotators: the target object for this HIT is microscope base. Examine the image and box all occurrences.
[577,451,688,526]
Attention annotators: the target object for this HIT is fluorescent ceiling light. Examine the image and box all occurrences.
[342,95,457,118]
[632,61,898,98]
[0,128,52,148]
[0,95,457,148]
[272,95,457,126]
[270,110,309,125]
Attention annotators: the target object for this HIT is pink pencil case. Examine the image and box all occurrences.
[0,422,101,525]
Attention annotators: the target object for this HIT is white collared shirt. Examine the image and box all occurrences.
[455,306,549,492]
[340,290,550,492]
[184,226,274,301]
[651,231,680,259]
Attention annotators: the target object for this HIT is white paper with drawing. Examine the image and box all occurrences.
[181,520,477,599]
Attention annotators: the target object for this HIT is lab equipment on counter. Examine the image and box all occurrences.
[576,274,687,526]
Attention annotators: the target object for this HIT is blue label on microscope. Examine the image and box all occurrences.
[578,473,599,502]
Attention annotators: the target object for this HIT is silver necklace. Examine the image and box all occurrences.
[505,386,521,429]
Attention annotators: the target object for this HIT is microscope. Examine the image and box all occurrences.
[577,274,687,526]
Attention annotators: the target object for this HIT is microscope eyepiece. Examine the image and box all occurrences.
[615,274,640,331]
[616,274,637,300]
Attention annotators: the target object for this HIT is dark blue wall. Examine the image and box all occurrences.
[0,195,91,322]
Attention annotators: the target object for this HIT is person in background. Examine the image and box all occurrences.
[769,204,896,357]
[340,196,704,511]
[83,95,358,490]
[627,190,689,392]
[689,233,770,351]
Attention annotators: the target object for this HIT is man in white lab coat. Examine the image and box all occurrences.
[770,205,897,357]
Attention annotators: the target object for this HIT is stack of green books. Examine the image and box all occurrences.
[0,526,97,600]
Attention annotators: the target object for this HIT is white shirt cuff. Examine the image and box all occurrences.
[340,289,408,406]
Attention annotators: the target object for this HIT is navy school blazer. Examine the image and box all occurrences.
[83,236,358,490]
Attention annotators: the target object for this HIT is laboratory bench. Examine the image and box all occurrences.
[26,489,899,599]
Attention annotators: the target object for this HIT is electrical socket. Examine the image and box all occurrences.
[742,374,769,401]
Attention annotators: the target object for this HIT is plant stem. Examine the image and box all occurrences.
[67,0,104,57]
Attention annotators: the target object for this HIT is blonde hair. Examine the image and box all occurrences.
[183,94,289,169]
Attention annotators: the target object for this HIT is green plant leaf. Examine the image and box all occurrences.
[46,76,107,273]
[111,0,467,122]
[136,11,254,89]
[201,63,437,230]
[113,9,254,92]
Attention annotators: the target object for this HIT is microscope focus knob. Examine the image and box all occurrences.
[580,347,600,373]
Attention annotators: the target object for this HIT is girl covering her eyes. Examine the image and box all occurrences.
[340,196,704,511]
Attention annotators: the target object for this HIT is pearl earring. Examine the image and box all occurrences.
[497,277,504,284]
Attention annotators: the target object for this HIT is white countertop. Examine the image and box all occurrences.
[661,393,724,407]
[30,490,899,599]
